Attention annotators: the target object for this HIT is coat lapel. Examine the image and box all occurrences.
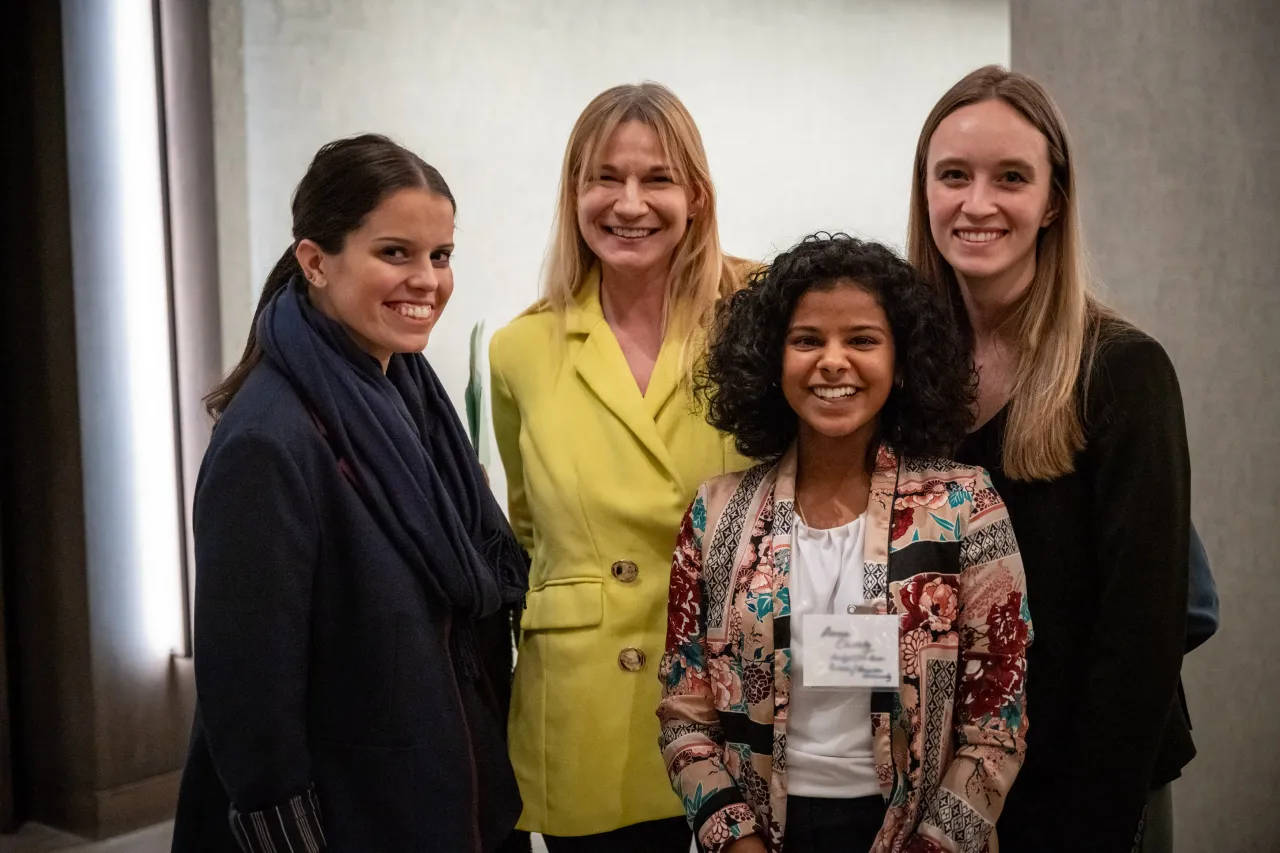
[568,270,681,482]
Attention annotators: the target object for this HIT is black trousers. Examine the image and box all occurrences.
[542,816,693,852]
[496,831,534,853]
[785,794,887,853]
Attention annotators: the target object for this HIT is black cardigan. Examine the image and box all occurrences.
[172,361,521,853]
[955,327,1195,853]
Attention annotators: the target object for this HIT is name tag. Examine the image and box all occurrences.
[801,614,899,689]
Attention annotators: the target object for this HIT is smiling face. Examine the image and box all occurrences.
[296,186,455,370]
[925,98,1057,293]
[782,282,895,450]
[576,120,695,281]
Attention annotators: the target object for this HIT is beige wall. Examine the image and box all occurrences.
[208,0,1012,513]
[1012,1,1280,850]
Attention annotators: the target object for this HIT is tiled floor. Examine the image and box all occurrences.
[0,823,551,852]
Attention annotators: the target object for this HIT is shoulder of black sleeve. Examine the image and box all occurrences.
[199,423,316,512]
[199,364,328,495]
[1085,323,1183,429]
[212,365,322,447]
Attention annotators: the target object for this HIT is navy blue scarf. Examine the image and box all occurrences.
[257,277,528,677]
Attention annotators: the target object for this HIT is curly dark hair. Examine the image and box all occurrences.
[698,232,976,462]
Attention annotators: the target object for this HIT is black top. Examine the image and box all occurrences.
[954,326,1195,853]
[172,361,521,853]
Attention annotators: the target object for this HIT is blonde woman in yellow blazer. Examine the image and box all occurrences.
[491,83,750,850]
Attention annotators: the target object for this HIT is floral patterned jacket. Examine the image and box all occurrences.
[658,444,1031,853]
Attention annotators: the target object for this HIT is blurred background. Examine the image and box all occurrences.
[1,1,1276,850]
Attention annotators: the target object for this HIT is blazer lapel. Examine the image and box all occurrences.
[641,330,682,420]
[769,448,798,830]
[568,271,681,481]
[863,442,899,603]
[771,447,797,712]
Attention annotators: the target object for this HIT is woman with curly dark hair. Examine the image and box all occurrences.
[658,233,1032,853]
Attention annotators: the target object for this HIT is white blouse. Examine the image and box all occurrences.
[787,512,881,799]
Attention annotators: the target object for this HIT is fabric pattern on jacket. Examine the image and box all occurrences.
[658,444,1031,853]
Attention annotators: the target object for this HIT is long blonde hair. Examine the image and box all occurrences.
[908,65,1115,481]
[536,82,746,370]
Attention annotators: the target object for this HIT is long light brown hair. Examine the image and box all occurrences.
[908,65,1116,481]
[535,83,747,371]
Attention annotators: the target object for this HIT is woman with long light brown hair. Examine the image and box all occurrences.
[490,83,750,850]
[908,65,1194,853]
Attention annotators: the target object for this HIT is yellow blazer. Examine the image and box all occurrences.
[490,270,747,836]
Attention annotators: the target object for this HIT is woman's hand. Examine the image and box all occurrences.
[725,836,768,853]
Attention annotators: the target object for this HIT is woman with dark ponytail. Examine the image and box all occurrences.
[173,134,529,852]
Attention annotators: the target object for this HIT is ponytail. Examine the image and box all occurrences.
[203,246,301,418]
